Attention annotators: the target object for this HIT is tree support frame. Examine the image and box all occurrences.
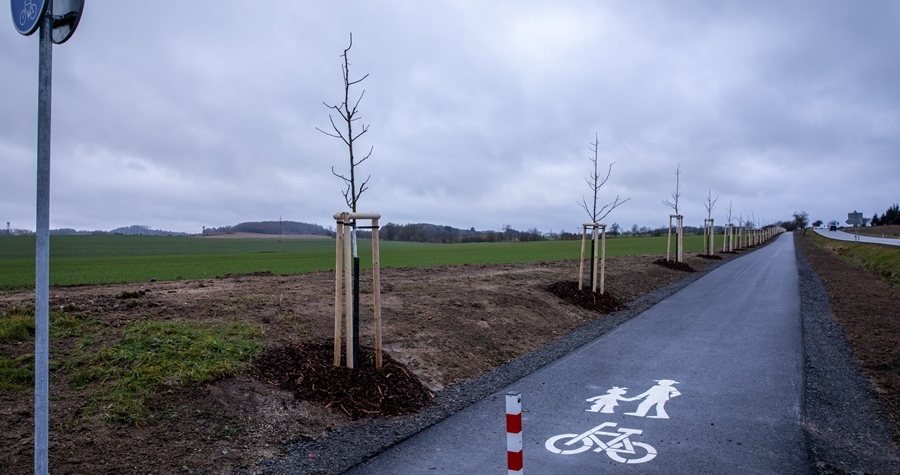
[334,212,382,369]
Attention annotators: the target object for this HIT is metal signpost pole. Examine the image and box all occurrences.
[847,211,863,243]
[34,7,52,474]
[11,1,85,472]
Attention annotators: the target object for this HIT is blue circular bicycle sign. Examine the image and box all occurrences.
[11,0,48,35]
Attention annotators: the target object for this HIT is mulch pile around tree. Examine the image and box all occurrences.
[254,343,434,420]
[545,281,626,313]
[696,254,723,260]
[653,258,696,272]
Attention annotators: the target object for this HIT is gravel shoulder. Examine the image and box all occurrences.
[796,236,900,474]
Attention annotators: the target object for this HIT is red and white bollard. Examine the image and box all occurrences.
[506,392,523,474]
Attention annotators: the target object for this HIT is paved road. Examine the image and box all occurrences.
[347,233,809,474]
[814,228,900,246]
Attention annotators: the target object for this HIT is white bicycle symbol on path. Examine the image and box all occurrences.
[545,422,657,464]
[19,0,39,26]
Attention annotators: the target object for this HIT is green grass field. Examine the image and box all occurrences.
[806,232,900,285]
[0,234,706,289]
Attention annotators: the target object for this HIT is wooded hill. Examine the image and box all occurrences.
[204,221,331,236]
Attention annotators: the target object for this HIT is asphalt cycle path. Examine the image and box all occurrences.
[814,228,900,246]
[346,233,808,474]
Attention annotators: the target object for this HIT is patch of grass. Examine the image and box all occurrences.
[0,353,34,391]
[0,308,95,392]
[64,319,263,423]
[0,307,92,341]
[806,232,900,285]
[0,312,34,343]
[0,309,37,391]
[1,307,264,423]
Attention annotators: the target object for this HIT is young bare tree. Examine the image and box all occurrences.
[662,164,682,214]
[580,134,629,223]
[702,189,719,255]
[723,200,735,251]
[316,33,372,212]
[704,189,718,220]
[661,164,684,261]
[317,34,376,371]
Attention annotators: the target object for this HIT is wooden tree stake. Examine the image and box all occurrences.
[333,214,347,366]
[579,223,607,294]
[333,212,383,369]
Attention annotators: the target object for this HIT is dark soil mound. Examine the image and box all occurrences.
[653,258,696,272]
[254,343,434,420]
[545,281,626,313]
[697,254,723,260]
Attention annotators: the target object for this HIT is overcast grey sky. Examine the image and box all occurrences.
[2,1,898,234]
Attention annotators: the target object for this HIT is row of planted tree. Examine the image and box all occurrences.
[574,215,785,300]
[665,214,785,264]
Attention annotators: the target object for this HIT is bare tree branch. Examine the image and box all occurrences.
[317,33,373,212]
[704,189,719,220]
[579,134,630,223]
[662,164,681,214]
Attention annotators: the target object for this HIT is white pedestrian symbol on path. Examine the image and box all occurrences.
[586,380,681,419]
[585,386,630,414]
[625,379,680,419]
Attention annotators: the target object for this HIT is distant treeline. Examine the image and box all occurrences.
[378,223,545,243]
[871,204,900,226]
[376,223,726,243]
[9,219,790,241]
[204,221,332,236]
[50,225,187,236]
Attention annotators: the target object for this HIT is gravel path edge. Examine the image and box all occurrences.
[796,242,900,474]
